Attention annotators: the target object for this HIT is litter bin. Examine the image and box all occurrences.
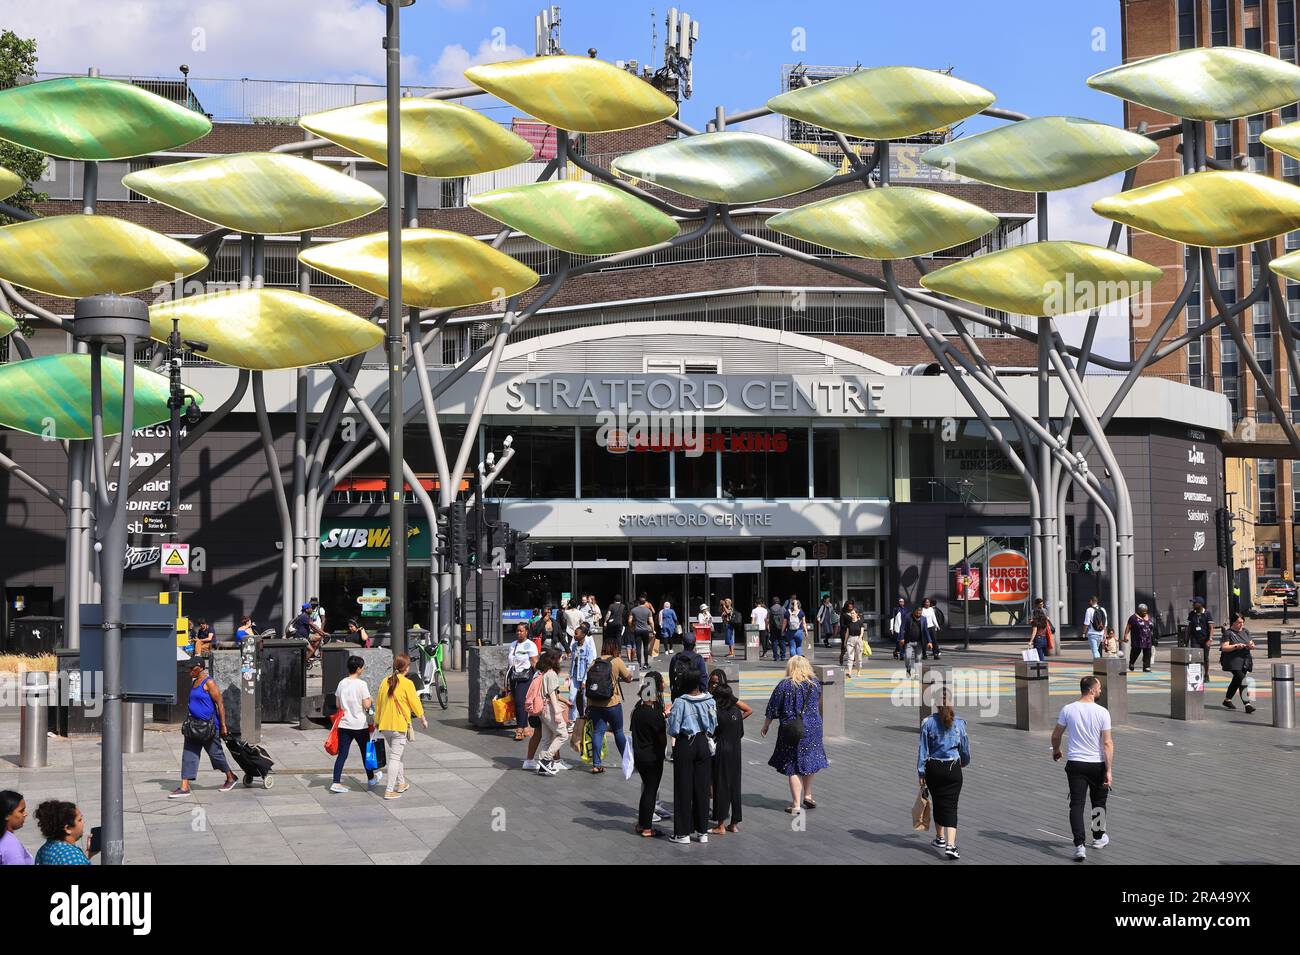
[1170,647,1205,721]
[1015,661,1052,731]
[48,648,101,736]
[20,671,50,768]
[742,624,760,661]
[213,639,261,742]
[1268,630,1282,659]
[692,623,713,659]
[261,638,307,724]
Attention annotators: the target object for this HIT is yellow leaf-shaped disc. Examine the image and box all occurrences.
[766,66,995,141]
[1087,47,1300,121]
[300,98,534,178]
[299,229,539,308]
[1092,170,1300,247]
[0,166,22,201]
[921,116,1158,192]
[920,240,1162,317]
[465,56,678,133]
[122,153,385,235]
[0,215,207,298]
[1260,121,1300,160]
[767,187,998,260]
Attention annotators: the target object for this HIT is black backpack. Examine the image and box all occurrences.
[584,658,615,700]
[669,653,696,697]
[1092,605,1107,632]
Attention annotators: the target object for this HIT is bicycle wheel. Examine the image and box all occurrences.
[436,670,450,710]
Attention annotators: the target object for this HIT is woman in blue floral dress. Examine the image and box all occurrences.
[762,656,829,813]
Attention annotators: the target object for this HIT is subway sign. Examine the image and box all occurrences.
[320,519,431,560]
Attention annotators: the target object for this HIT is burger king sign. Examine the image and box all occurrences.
[986,549,1030,605]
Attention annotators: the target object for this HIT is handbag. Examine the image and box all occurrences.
[775,683,812,749]
[324,708,344,756]
[912,786,933,831]
[181,715,217,745]
[569,717,586,754]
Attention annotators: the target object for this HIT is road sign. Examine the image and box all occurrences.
[141,514,176,535]
[160,543,189,575]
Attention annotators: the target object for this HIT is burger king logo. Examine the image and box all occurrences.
[986,550,1030,604]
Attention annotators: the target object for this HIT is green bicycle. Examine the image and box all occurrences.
[412,630,450,710]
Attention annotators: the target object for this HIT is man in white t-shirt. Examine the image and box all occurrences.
[329,655,375,793]
[751,601,769,658]
[1082,596,1107,659]
[1051,675,1114,861]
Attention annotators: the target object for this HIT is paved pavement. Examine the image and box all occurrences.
[2,637,1296,864]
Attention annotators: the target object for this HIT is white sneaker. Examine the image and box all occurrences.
[553,760,573,771]
[651,812,665,823]
[692,832,709,844]
[1091,833,1110,848]
[328,783,348,794]
[1073,845,1087,862]
[522,759,538,771]
[667,834,691,844]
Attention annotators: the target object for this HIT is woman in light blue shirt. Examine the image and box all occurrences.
[917,702,971,860]
[665,671,717,845]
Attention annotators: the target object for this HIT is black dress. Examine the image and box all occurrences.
[711,699,744,825]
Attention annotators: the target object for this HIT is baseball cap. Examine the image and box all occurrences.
[301,602,312,611]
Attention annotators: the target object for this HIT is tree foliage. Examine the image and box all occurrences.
[0,30,48,223]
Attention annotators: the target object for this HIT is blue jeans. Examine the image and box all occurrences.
[587,702,626,768]
[333,726,374,783]
[787,630,804,656]
[1033,635,1048,661]
[773,633,788,660]
[1087,631,1103,658]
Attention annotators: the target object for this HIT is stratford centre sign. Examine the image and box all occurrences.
[502,374,887,418]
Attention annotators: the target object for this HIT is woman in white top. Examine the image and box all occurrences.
[920,597,942,660]
[562,600,583,657]
[330,655,375,793]
[508,623,540,742]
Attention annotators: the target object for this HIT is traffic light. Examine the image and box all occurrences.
[1078,547,1096,574]
[444,501,468,565]
[491,522,512,566]
[514,533,533,569]
[1215,507,1233,568]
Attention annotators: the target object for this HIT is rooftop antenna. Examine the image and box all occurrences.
[534,6,563,57]
[652,8,700,102]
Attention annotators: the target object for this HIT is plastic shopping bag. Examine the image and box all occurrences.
[621,735,635,780]
[324,708,344,756]
[363,736,379,772]
[491,693,515,725]
[578,718,610,764]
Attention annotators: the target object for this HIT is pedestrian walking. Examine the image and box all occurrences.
[656,599,678,659]
[169,658,239,798]
[752,599,770,658]
[666,670,717,844]
[1123,603,1155,672]
[920,597,943,659]
[762,656,829,813]
[843,607,867,677]
[901,606,927,674]
[1220,613,1256,714]
[837,598,856,664]
[1051,676,1114,861]
[581,594,602,634]
[0,790,33,865]
[604,593,627,653]
[917,693,970,860]
[817,595,836,649]
[374,654,426,799]
[1188,597,1214,684]
[329,655,377,793]
[708,669,751,834]
[631,670,670,837]
[32,801,93,866]
[1083,596,1107,658]
[533,649,572,776]
[889,597,908,659]
[1026,608,1054,661]
[507,623,540,743]
[569,622,596,719]
[768,596,790,661]
[583,637,633,774]
[562,599,583,656]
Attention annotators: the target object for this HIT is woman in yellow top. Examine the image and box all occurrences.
[374,654,427,800]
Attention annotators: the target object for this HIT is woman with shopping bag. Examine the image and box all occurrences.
[329,655,376,794]
[375,654,427,800]
[917,692,971,860]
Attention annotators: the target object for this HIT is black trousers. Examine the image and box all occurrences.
[635,757,664,830]
[1224,669,1250,701]
[672,732,712,837]
[1128,644,1152,670]
[1065,760,1108,847]
[636,632,652,667]
[711,743,743,826]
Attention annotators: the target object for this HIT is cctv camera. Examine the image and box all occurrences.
[502,435,513,448]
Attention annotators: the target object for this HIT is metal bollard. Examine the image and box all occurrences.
[20,671,50,768]
[917,661,953,726]
[1093,656,1128,724]
[1014,661,1052,731]
[815,664,844,737]
[742,625,759,662]
[121,700,145,754]
[1267,630,1282,659]
[1170,647,1205,721]
[1274,663,1296,729]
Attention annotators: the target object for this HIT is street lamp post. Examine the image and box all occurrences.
[75,294,151,867]
[381,0,414,656]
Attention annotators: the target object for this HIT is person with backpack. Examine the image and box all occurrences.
[785,599,807,657]
[583,637,633,774]
[708,669,751,835]
[668,632,710,702]
[632,670,670,837]
[1220,613,1256,714]
[665,670,718,844]
[1188,597,1214,683]
[768,596,789,662]
[1083,596,1107,659]
[532,649,571,776]
[762,656,828,813]
[1123,603,1156,672]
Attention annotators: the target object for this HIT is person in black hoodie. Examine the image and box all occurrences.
[668,633,710,701]
[708,669,752,834]
[631,671,670,837]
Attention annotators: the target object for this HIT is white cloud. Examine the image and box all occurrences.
[429,39,528,89]
[731,113,784,138]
